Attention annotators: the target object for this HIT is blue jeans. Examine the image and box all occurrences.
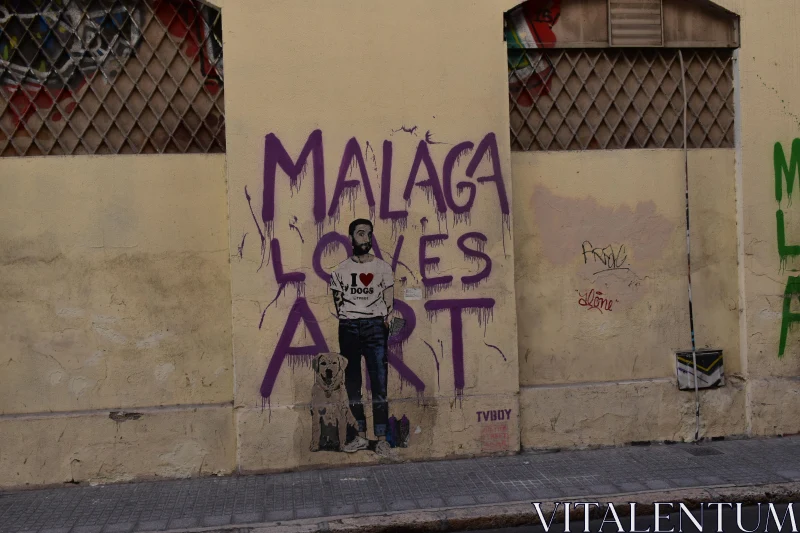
[338,317,389,437]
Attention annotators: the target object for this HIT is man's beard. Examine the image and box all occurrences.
[352,240,372,256]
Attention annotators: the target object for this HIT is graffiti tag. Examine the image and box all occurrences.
[576,289,615,313]
[581,241,629,274]
[476,409,512,422]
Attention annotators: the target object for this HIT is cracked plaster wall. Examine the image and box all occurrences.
[737,0,800,435]
[513,148,743,447]
[0,155,234,488]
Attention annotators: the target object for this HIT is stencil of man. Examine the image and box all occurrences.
[330,219,394,457]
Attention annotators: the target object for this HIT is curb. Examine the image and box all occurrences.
[174,481,800,533]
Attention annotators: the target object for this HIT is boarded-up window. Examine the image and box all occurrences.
[506,0,739,151]
[509,48,734,150]
[0,0,225,157]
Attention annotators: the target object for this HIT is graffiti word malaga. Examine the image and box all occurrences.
[262,130,510,230]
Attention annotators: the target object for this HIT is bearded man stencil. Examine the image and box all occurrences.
[329,219,395,457]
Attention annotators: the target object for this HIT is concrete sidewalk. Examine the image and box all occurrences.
[2,436,800,533]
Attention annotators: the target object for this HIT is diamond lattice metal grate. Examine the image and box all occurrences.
[508,48,734,151]
[0,0,224,156]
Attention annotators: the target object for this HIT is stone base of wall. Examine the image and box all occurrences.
[0,405,235,489]
[520,378,747,449]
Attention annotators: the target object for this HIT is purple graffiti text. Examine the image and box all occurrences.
[263,130,326,228]
[458,232,491,287]
[420,234,453,290]
[259,298,329,399]
[271,239,306,284]
[424,298,495,396]
[477,409,512,422]
[263,131,509,227]
[329,137,375,218]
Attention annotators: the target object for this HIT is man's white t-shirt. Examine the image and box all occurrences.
[330,256,394,320]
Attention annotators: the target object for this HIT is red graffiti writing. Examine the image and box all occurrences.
[576,289,616,313]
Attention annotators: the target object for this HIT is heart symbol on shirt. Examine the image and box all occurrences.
[359,273,374,287]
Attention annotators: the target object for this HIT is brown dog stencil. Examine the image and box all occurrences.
[310,352,357,451]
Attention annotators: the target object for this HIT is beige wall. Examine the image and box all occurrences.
[736,0,800,435]
[3,0,800,489]
[513,149,743,448]
[0,156,234,487]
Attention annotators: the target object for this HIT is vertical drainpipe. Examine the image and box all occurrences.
[732,46,750,436]
[678,50,701,442]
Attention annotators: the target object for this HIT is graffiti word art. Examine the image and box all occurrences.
[476,409,512,422]
[577,289,616,313]
[581,241,629,274]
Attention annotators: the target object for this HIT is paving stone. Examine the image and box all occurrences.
[671,477,702,488]
[166,517,198,529]
[264,509,294,521]
[295,507,325,519]
[102,522,134,533]
[618,482,648,492]
[531,488,566,500]
[71,527,104,533]
[388,500,417,511]
[355,502,384,514]
[503,490,532,502]
[328,505,356,516]
[414,497,444,507]
[201,515,231,527]
[644,480,673,490]
[588,484,619,495]
[444,495,476,506]
[232,512,264,524]
[133,520,168,532]
[696,476,726,485]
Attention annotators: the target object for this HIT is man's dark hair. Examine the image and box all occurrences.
[348,218,373,237]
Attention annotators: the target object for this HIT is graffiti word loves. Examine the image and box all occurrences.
[581,241,628,273]
[477,409,512,422]
[576,289,615,313]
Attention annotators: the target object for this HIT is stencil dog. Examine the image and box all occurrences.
[310,352,357,451]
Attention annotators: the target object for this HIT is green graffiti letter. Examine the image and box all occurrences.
[779,276,800,358]
[776,140,800,267]
[775,139,800,204]
[777,210,800,270]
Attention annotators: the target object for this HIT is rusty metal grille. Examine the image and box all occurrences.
[0,0,225,157]
[508,48,734,151]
